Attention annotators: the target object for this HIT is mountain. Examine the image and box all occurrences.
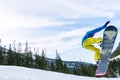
[47,58,92,69]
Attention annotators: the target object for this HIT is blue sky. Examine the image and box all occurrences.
[0,0,120,64]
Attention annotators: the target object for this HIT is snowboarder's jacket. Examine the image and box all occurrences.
[82,25,106,46]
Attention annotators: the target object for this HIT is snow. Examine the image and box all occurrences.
[0,66,119,80]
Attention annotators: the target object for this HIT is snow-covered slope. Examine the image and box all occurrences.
[0,66,119,80]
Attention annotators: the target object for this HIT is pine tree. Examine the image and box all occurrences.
[50,62,55,71]
[12,40,16,52]
[111,59,120,77]
[34,50,48,70]
[55,58,63,72]
[24,41,29,53]
[0,47,4,64]
[14,52,21,66]
[7,44,14,65]
[34,53,40,68]
[55,50,64,72]
[111,42,120,58]
[23,51,33,67]
[40,49,47,69]
[62,63,70,73]
[2,45,7,65]
[18,43,22,53]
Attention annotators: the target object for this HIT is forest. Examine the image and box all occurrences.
[0,40,120,77]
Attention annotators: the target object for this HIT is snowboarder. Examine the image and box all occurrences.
[82,21,110,65]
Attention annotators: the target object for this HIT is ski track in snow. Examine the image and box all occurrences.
[0,66,119,80]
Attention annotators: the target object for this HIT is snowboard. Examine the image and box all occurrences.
[95,25,118,77]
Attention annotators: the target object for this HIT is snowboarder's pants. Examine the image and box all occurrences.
[82,37,102,60]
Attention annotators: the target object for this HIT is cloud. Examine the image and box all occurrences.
[0,0,117,31]
[0,0,77,31]
[53,0,114,19]
[1,0,120,34]
[28,27,90,51]
[0,8,75,29]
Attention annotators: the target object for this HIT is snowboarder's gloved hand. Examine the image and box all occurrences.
[104,21,110,27]
[99,41,103,47]
[96,37,102,43]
